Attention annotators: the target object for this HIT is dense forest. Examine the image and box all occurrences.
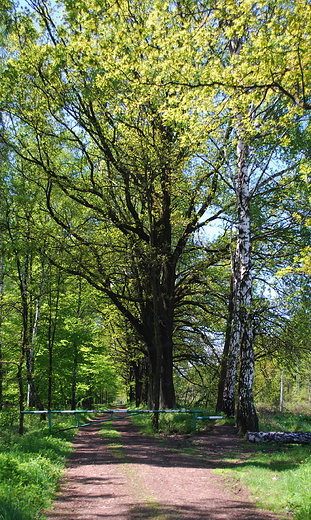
[0,0,311,434]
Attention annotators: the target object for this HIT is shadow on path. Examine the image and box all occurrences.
[45,416,282,520]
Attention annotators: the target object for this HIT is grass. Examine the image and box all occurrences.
[130,407,219,436]
[0,410,91,520]
[99,422,126,460]
[212,411,311,520]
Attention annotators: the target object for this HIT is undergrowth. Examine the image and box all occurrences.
[0,410,91,520]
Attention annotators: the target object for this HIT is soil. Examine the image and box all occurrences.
[44,414,286,520]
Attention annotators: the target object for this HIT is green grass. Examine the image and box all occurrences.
[130,408,220,436]
[258,411,311,433]
[99,422,126,460]
[0,411,87,520]
[212,411,311,520]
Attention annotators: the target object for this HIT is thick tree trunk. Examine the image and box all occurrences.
[247,431,311,444]
[235,136,258,434]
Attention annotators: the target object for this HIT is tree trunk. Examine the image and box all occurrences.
[220,274,241,416]
[0,225,4,411]
[247,431,311,444]
[71,276,82,410]
[48,270,61,410]
[26,257,50,409]
[15,248,45,417]
[235,135,258,434]
[17,351,25,436]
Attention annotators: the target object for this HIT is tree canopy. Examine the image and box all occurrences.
[0,0,310,433]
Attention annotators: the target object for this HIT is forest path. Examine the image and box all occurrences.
[44,415,283,520]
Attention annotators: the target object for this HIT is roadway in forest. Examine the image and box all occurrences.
[44,414,282,520]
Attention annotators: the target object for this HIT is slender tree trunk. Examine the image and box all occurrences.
[0,119,4,412]
[280,369,284,412]
[14,245,45,416]
[71,276,82,410]
[48,270,61,410]
[0,209,4,411]
[216,276,234,413]
[26,257,50,408]
[17,350,25,436]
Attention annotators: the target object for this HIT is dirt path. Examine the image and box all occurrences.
[44,416,283,520]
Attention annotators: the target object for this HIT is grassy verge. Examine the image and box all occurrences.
[0,410,91,520]
[214,412,311,520]
[214,443,311,519]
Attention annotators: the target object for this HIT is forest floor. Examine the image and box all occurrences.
[44,414,287,520]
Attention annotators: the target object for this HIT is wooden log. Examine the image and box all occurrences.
[246,431,311,444]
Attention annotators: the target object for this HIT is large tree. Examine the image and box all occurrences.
[0,0,230,413]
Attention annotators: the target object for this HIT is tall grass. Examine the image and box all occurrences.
[0,410,84,520]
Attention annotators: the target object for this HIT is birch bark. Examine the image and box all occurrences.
[235,134,258,433]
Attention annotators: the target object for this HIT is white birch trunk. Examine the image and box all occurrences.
[222,247,240,416]
[236,136,258,433]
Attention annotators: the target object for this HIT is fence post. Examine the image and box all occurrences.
[76,412,80,428]
[48,411,52,432]
[193,411,197,432]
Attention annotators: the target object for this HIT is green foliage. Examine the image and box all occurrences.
[0,414,76,520]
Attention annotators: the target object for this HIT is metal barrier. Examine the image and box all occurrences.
[21,409,213,433]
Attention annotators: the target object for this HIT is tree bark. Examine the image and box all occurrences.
[48,269,61,410]
[24,256,47,413]
[221,273,240,416]
[71,276,82,410]
[0,115,4,411]
[235,135,258,434]
[0,211,4,412]
[247,431,311,444]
